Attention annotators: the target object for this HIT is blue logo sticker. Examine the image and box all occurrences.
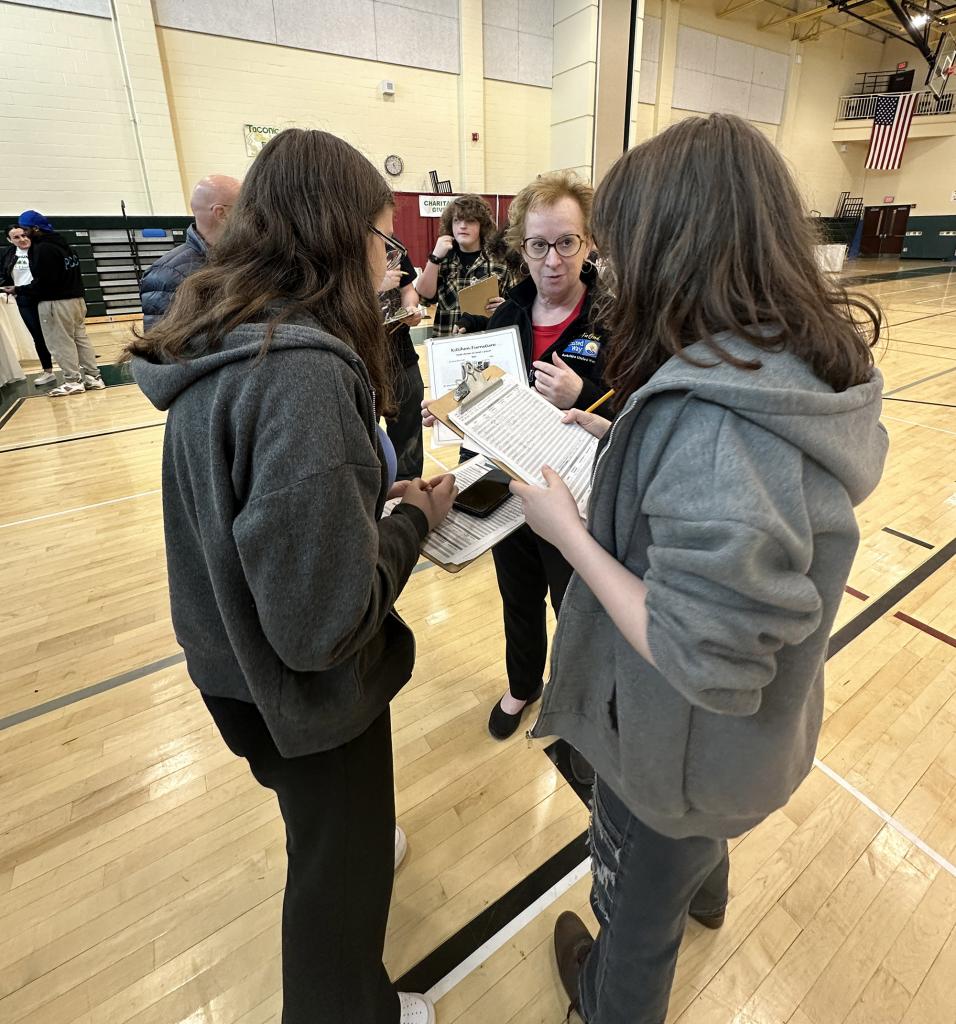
[564,337,601,359]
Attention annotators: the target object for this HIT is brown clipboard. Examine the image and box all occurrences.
[457,276,499,317]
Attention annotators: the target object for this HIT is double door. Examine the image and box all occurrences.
[860,205,912,257]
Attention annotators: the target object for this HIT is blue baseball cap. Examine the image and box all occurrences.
[18,210,54,233]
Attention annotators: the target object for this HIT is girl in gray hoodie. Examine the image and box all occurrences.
[510,114,888,1023]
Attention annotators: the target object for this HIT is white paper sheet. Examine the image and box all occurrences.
[448,376,598,513]
[426,327,527,448]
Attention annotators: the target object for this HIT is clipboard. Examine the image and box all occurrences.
[457,276,499,317]
[425,365,516,482]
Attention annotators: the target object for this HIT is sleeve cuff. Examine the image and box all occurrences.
[391,502,430,542]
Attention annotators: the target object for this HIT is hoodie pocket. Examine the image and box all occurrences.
[613,636,692,820]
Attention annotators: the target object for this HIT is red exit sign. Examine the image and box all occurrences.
[884,195,895,203]
[897,61,908,70]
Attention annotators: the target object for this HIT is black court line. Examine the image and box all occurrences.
[882,527,935,550]
[827,537,956,658]
[884,397,956,409]
[0,420,165,454]
[884,365,956,396]
[395,832,590,995]
[0,652,187,732]
[886,307,956,329]
[841,264,956,287]
[0,396,23,430]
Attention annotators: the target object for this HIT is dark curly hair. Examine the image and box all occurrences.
[438,194,496,246]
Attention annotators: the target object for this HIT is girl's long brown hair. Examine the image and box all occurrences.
[593,114,880,400]
[125,128,395,412]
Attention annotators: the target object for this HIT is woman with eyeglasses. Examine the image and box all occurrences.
[126,128,456,1024]
[433,171,611,743]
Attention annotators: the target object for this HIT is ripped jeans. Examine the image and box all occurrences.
[578,778,730,1024]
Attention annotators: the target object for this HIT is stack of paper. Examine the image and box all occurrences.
[384,456,525,571]
[447,375,598,515]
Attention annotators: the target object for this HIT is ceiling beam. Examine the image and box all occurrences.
[717,0,771,17]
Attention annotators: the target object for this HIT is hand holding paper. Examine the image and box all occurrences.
[510,467,586,549]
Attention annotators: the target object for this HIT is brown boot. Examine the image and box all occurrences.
[689,908,726,930]
[554,911,594,1016]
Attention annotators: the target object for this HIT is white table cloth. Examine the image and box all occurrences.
[0,295,29,386]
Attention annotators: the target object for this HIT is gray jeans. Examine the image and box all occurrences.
[578,778,730,1023]
[38,298,99,383]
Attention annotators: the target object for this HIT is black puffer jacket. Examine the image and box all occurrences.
[139,224,207,329]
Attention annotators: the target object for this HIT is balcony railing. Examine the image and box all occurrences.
[836,90,955,120]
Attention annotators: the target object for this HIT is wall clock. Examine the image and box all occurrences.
[384,154,404,177]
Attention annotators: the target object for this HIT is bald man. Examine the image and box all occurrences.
[139,174,241,329]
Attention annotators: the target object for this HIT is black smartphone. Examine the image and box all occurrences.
[453,467,512,518]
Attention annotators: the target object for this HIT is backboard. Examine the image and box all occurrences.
[927,31,956,99]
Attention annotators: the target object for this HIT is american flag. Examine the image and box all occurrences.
[865,93,917,171]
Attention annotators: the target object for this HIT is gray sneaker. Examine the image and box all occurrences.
[33,371,57,386]
[83,374,106,391]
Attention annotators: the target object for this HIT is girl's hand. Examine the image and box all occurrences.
[562,408,612,439]
[485,296,505,314]
[510,467,585,549]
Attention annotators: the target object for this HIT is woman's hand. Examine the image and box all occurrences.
[485,296,505,315]
[562,408,612,439]
[421,398,437,429]
[406,308,423,327]
[532,352,584,409]
[510,467,586,550]
[400,475,458,531]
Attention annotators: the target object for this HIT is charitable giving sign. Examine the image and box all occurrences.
[419,195,460,217]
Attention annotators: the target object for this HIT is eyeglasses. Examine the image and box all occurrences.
[369,225,407,269]
[521,234,585,260]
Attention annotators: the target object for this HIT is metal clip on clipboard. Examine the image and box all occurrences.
[454,362,504,410]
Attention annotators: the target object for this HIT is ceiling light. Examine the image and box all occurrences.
[910,12,930,26]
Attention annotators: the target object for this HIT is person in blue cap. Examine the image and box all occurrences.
[17,210,104,397]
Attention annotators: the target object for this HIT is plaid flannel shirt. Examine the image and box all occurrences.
[429,248,511,336]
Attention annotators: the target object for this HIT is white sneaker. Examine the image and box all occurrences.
[48,380,86,397]
[398,992,435,1024]
[83,374,106,391]
[395,825,408,871]
[33,372,57,386]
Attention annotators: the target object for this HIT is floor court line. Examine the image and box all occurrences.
[884,364,956,396]
[0,488,161,530]
[425,451,451,472]
[424,858,592,1004]
[0,420,165,453]
[882,414,956,436]
[813,758,956,879]
[0,652,187,732]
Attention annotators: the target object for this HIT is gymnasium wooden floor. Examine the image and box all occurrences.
[1,260,954,1024]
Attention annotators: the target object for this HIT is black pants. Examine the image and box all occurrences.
[491,523,574,701]
[386,362,425,481]
[16,295,53,370]
[579,778,729,1023]
[202,695,400,1024]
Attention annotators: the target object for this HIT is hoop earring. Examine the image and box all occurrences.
[520,261,530,275]
[581,258,596,274]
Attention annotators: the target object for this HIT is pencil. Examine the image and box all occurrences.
[584,389,615,414]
